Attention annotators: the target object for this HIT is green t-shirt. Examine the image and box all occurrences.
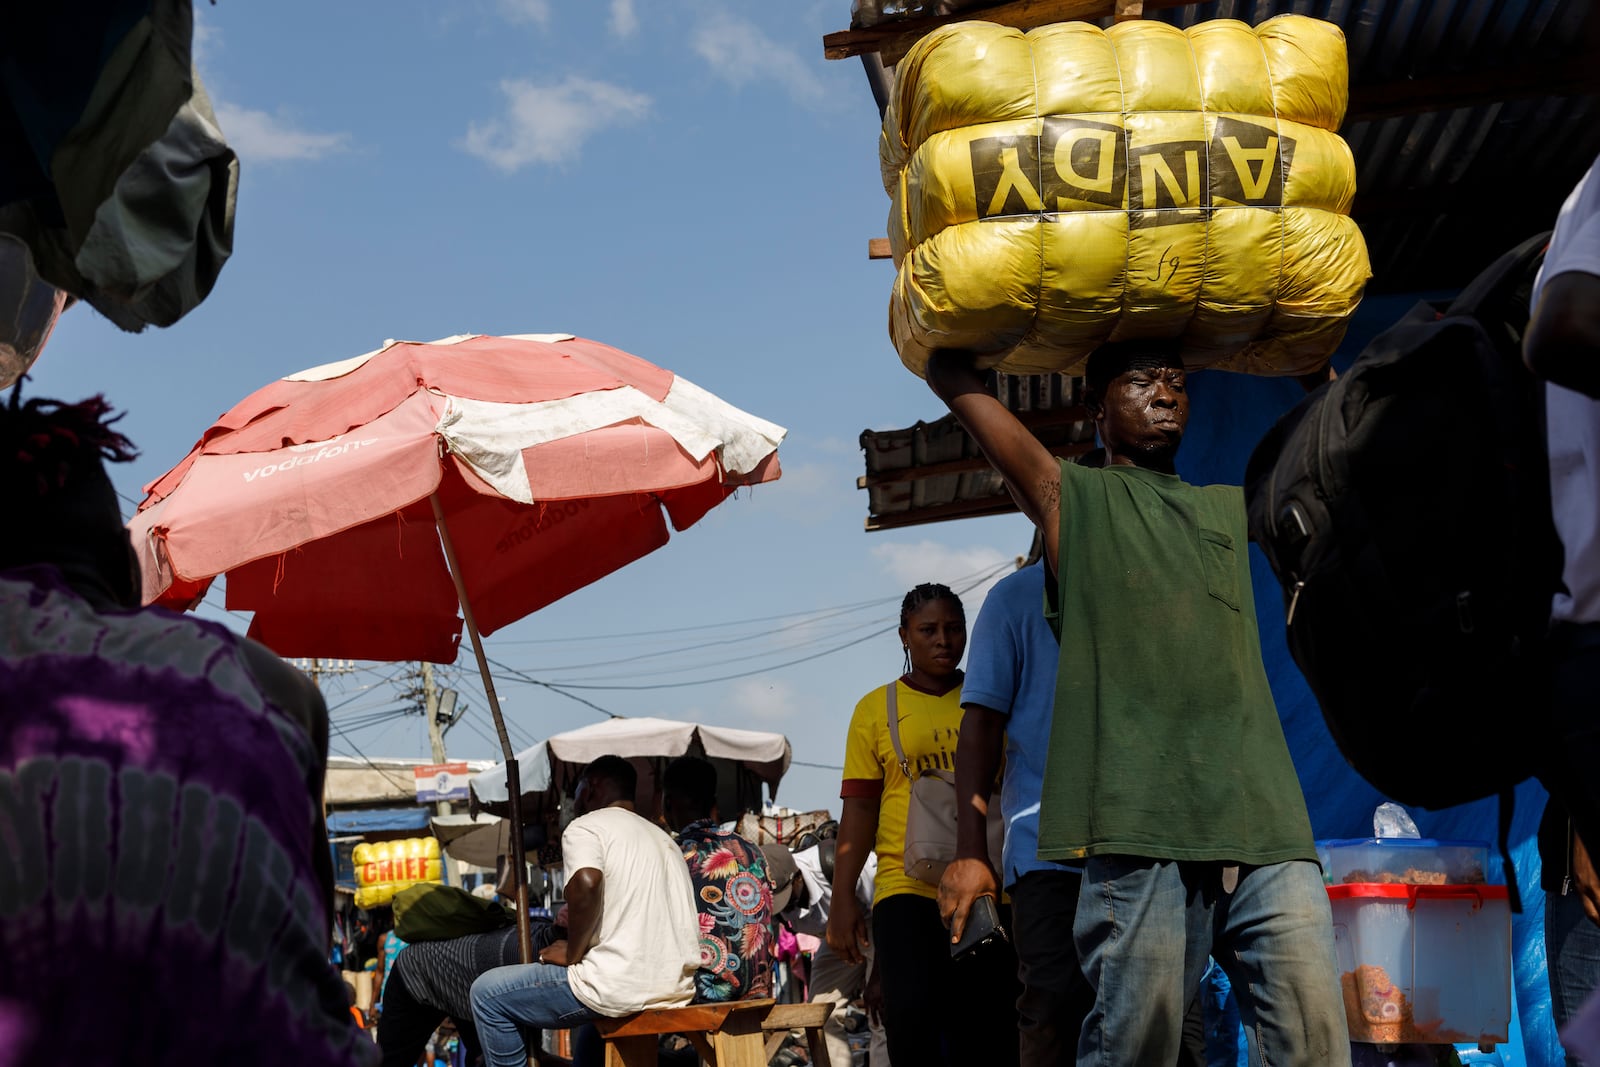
[1037,461,1315,865]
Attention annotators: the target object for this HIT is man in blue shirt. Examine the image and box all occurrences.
[939,558,1089,1067]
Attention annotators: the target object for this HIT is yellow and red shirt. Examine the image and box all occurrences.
[840,678,965,903]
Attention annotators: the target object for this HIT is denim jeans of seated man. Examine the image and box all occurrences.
[470,962,597,1067]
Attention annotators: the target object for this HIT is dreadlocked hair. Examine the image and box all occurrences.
[899,582,963,629]
[4,388,137,498]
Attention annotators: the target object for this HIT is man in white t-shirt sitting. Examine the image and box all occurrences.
[470,756,700,1067]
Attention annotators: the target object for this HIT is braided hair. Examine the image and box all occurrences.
[1,385,140,599]
[898,582,963,674]
[3,389,137,496]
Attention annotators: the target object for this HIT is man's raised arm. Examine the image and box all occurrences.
[925,348,1062,573]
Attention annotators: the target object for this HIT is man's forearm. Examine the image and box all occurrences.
[954,706,1005,862]
[926,348,1061,571]
[563,870,603,963]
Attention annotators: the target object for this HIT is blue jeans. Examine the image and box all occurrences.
[1548,887,1600,1067]
[1073,856,1350,1067]
[470,962,597,1067]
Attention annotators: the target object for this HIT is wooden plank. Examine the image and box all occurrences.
[685,1032,718,1064]
[761,1002,834,1030]
[858,440,1093,489]
[594,998,776,1038]
[596,1004,734,1036]
[865,493,1020,531]
[709,1011,769,1067]
[868,237,892,260]
[806,1027,833,1067]
[602,1034,657,1067]
[823,0,1191,60]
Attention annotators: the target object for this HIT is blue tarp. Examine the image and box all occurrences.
[1176,294,1559,1067]
[327,806,434,892]
[326,806,431,835]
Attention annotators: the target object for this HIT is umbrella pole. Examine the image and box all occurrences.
[430,493,535,966]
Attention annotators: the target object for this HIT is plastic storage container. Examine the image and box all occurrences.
[1329,882,1511,1045]
[1317,838,1491,885]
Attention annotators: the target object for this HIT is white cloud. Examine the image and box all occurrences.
[609,0,639,38]
[190,12,218,70]
[462,76,651,171]
[870,539,1018,614]
[192,8,348,164]
[729,676,804,722]
[497,0,551,26]
[691,13,826,104]
[213,102,349,163]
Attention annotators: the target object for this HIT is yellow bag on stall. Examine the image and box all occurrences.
[881,15,1370,378]
[352,836,443,908]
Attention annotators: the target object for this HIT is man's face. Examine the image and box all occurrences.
[1094,360,1189,467]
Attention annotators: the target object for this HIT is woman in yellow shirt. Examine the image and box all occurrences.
[825,583,1019,1066]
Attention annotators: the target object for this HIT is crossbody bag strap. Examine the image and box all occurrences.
[884,682,913,781]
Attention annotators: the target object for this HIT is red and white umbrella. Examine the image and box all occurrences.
[131,332,785,959]
[133,332,784,660]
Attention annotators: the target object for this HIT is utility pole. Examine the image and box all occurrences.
[421,661,451,817]
[420,661,454,887]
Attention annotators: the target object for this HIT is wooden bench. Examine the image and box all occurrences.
[760,1002,834,1066]
[593,998,834,1067]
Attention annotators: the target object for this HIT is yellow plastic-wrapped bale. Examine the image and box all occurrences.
[882,16,1370,378]
[352,836,444,909]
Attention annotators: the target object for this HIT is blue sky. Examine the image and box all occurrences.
[29,0,1035,815]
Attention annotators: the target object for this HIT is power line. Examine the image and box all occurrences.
[539,612,894,685]
[486,657,618,719]
[524,558,1016,693]
[484,560,1010,650]
[486,591,909,646]
[512,609,895,677]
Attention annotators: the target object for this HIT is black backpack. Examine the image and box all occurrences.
[1244,233,1561,817]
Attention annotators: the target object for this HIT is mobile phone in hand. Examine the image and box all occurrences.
[951,895,1007,959]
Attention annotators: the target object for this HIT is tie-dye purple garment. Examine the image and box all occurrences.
[0,567,377,1067]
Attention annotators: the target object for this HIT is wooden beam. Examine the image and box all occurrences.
[858,440,1092,489]
[823,0,1191,61]
[865,494,1020,531]
[868,237,892,260]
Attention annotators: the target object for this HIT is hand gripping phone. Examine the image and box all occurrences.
[951,894,1007,959]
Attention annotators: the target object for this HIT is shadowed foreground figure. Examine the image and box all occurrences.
[0,391,375,1067]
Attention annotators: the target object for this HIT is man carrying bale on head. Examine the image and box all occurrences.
[926,342,1349,1067]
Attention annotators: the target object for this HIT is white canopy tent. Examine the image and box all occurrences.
[470,717,792,830]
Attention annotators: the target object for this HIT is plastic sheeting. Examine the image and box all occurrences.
[471,717,793,806]
[0,1,238,332]
[882,16,1370,379]
[1178,294,1559,1066]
